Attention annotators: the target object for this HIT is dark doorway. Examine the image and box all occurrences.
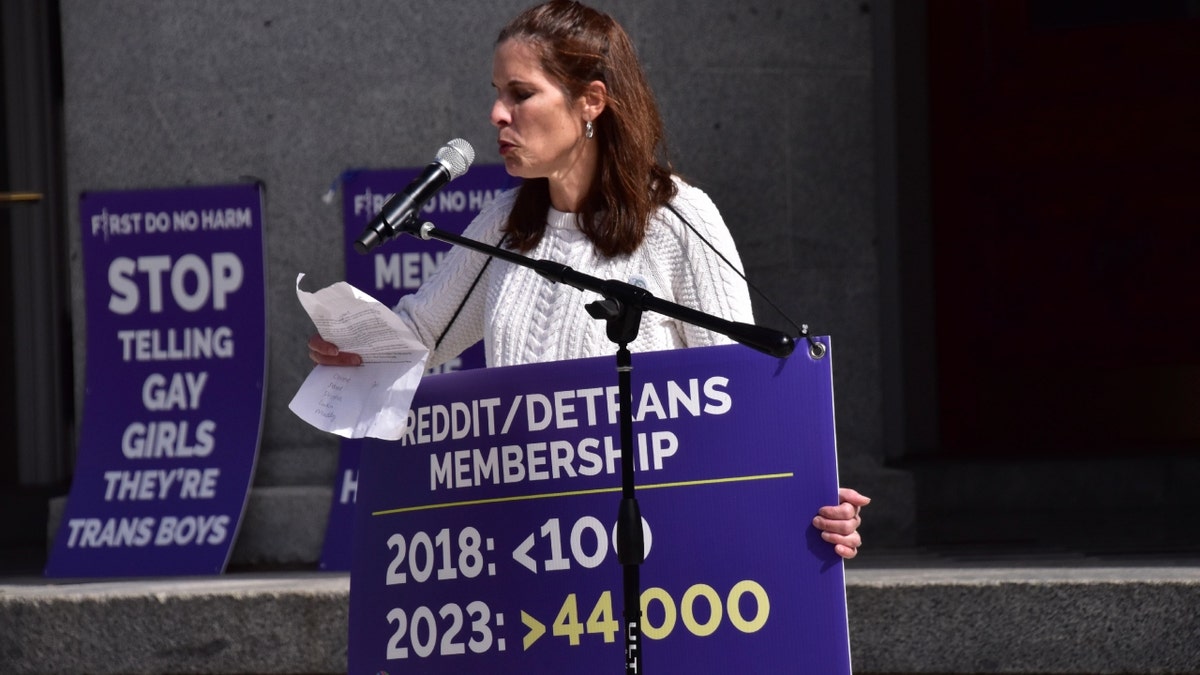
[928,0,1200,458]
[1,0,72,573]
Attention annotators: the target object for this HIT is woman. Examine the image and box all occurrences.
[310,0,868,557]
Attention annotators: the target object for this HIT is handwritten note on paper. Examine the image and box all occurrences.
[288,273,429,440]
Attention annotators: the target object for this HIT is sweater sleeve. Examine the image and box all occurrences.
[392,188,517,368]
[658,181,756,347]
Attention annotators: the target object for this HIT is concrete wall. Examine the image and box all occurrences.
[59,0,910,561]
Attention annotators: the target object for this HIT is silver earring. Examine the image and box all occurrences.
[585,120,594,139]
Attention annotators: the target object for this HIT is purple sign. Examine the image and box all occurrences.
[320,165,520,570]
[45,184,267,578]
[348,341,850,673]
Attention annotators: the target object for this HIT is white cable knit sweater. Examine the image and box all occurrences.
[394,178,754,368]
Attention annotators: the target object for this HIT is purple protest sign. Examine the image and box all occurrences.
[320,165,520,571]
[45,184,267,578]
[348,341,850,674]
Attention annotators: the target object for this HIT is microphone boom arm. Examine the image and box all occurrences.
[402,219,795,358]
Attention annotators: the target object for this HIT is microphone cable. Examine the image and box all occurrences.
[664,202,823,358]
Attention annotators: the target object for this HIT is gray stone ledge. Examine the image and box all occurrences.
[3,566,1199,674]
[0,572,348,675]
[847,566,1200,674]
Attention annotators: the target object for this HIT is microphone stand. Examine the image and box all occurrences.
[393,218,796,674]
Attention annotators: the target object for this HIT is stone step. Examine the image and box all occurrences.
[3,565,1198,674]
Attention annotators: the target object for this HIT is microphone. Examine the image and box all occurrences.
[354,138,475,253]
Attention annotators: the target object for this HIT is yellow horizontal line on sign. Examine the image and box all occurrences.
[371,472,794,517]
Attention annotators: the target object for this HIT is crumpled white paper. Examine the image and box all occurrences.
[287,273,429,440]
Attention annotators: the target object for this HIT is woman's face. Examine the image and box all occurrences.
[491,39,590,188]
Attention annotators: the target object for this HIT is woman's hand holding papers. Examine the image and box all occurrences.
[308,334,363,367]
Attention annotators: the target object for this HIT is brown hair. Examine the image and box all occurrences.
[497,0,677,257]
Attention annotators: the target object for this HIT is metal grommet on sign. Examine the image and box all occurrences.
[809,339,826,360]
[800,324,826,360]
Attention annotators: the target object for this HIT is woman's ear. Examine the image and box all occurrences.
[581,80,608,122]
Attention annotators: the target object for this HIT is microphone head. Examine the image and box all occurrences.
[436,138,475,179]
